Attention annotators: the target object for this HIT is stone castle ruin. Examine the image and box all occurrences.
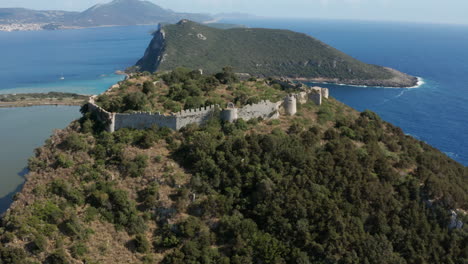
[86,86,329,132]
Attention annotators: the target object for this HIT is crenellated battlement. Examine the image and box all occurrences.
[86,87,329,132]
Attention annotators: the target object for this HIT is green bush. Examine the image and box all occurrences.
[55,153,74,168]
[122,154,149,178]
[134,234,150,253]
[62,133,89,152]
[50,179,85,206]
[70,243,88,258]
[142,81,156,94]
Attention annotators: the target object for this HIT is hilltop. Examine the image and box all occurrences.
[0,0,211,31]
[72,0,210,27]
[0,68,466,263]
[136,20,418,87]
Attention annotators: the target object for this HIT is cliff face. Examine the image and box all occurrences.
[136,28,166,73]
[136,20,418,88]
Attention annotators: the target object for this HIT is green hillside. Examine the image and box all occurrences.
[136,20,418,87]
[0,69,466,264]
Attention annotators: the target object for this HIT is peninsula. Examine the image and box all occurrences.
[136,20,418,88]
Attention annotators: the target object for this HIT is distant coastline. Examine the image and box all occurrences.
[302,77,425,89]
[0,92,88,108]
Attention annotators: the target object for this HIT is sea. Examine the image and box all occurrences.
[0,19,467,213]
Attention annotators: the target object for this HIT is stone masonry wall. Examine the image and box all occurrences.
[237,100,280,121]
[114,112,177,131]
[87,87,329,132]
[174,105,219,130]
[87,99,115,132]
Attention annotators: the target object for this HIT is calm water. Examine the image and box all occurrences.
[0,106,81,213]
[0,25,157,94]
[0,19,467,213]
[0,25,156,213]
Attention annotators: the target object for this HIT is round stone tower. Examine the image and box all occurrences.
[284,95,297,116]
[222,102,238,123]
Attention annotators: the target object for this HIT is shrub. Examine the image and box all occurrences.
[62,133,89,152]
[70,243,88,258]
[44,249,69,264]
[123,92,149,111]
[50,179,85,205]
[134,234,150,253]
[122,154,149,178]
[28,157,47,171]
[55,153,74,168]
[142,81,156,94]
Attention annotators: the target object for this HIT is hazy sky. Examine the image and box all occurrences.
[1,0,466,25]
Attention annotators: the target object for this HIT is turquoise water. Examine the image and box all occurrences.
[0,25,157,213]
[0,75,124,95]
[0,106,81,213]
[0,25,157,95]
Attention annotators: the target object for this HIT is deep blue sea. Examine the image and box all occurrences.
[0,19,467,213]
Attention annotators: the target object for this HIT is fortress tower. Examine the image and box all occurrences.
[284,95,297,116]
[221,102,238,122]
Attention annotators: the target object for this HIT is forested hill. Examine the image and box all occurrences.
[1,70,466,263]
[136,20,418,87]
[0,0,211,29]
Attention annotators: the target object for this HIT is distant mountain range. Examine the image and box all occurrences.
[0,0,212,30]
[136,20,418,87]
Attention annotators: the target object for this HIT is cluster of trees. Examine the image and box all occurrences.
[96,67,239,113]
[0,116,177,263]
[164,109,468,263]
[155,21,395,82]
[1,87,467,263]
[95,67,290,115]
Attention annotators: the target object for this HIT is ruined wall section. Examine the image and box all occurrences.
[114,112,177,131]
[87,100,115,132]
[86,87,329,132]
[174,105,219,130]
[237,100,280,121]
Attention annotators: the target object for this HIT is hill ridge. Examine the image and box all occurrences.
[136,20,418,88]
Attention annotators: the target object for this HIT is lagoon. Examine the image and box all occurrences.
[0,106,81,213]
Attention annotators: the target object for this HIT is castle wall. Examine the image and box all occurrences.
[86,87,329,132]
[175,105,219,130]
[309,92,322,105]
[87,102,115,132]
[237,100,280,121]
[114,112,177,131]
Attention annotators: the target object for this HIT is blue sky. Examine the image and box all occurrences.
[1,0,467,25]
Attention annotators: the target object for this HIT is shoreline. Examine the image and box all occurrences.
[0,92,89,109]
[0,102,84,109]
[303,77,425,89]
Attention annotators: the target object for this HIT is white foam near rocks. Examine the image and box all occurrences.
[308,76,425,89]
